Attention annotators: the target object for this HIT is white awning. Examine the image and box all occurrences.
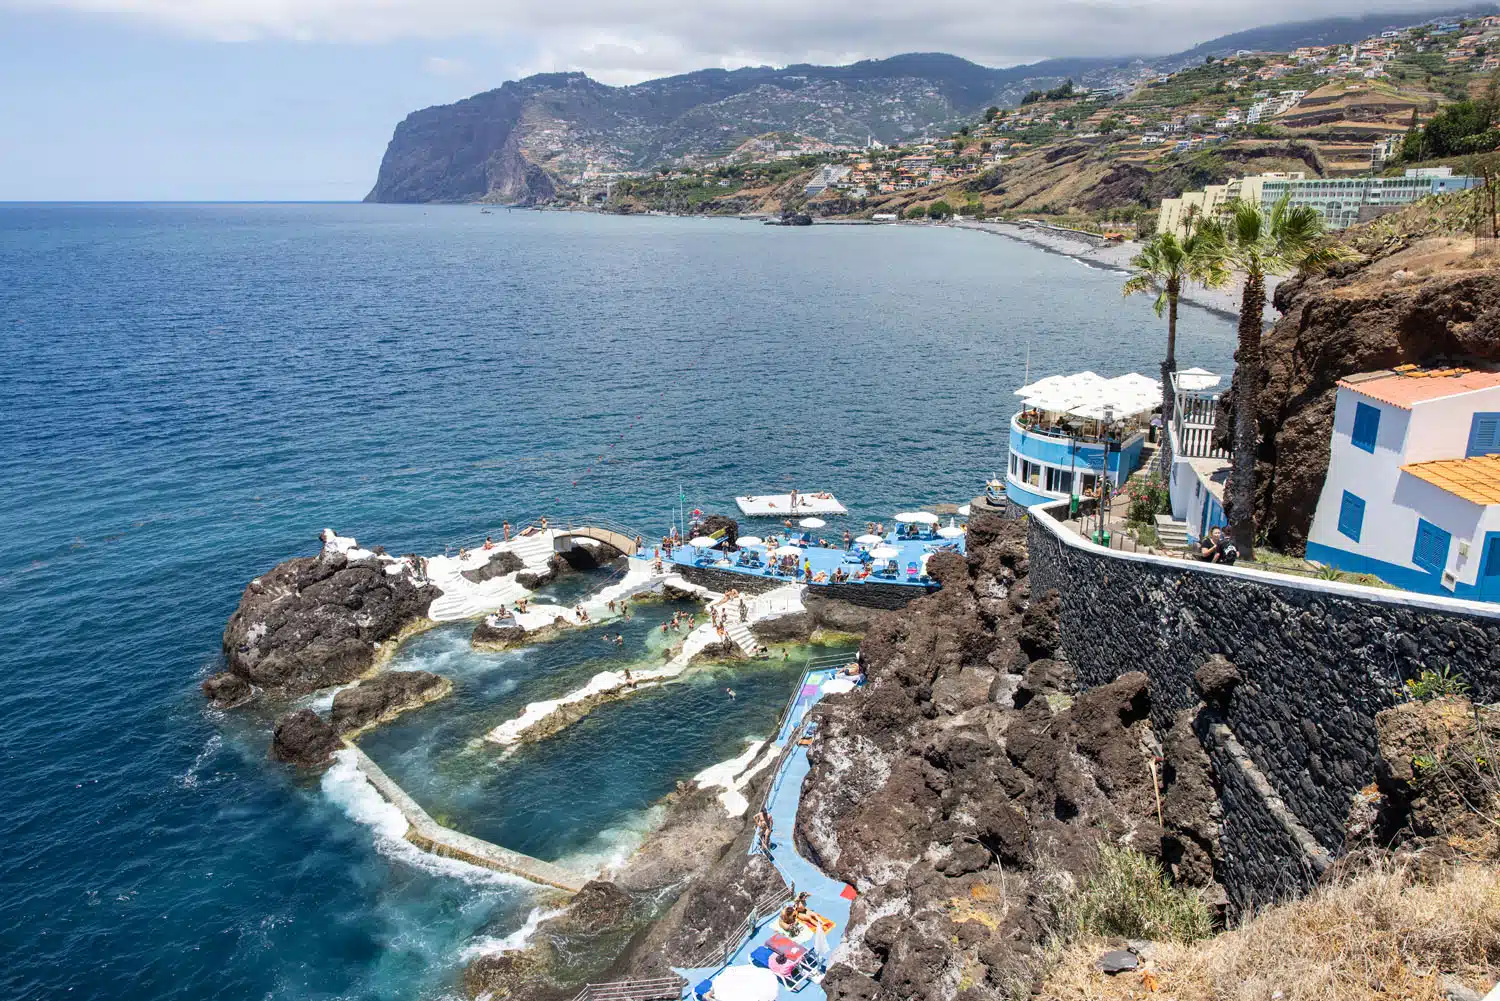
[1017,371,1162,422]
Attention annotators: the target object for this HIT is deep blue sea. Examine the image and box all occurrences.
[0,204,1235,1000]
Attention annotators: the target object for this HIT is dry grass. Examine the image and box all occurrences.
[1038,862,1500,1001]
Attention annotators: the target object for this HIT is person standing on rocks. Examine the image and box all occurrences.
[755,807,774,854]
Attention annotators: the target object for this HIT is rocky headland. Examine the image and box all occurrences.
[214,540,439,699]
[459,507,1498,999]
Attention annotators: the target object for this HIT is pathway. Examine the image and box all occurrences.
[674,666,858,1001]
[485,581,805,747]
[426,529,561,622]
[342,741,586,892]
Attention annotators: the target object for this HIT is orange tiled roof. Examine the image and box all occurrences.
[1402,455,1500,505]
[1339,367,1500,409]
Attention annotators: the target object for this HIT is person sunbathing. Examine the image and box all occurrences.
[776,905,800,935]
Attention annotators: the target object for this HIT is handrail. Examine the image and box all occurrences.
[566,975,686,1001]
[681,875,794,971]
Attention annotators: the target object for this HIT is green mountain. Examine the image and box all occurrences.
[366,7,1499,204]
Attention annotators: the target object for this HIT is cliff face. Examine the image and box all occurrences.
[363,56,1104,205]
[1242,223,1500,552]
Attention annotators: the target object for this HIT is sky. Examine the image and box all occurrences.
[0,0,1480,200]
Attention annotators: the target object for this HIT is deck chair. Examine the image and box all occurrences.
[750,945,777,969]
[906,561,919,577]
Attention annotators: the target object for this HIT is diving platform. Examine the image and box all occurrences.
[343,740,586,893]
[735,492,847,517]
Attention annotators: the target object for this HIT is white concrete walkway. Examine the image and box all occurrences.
[425,529,562,622]
[485,583,805,747]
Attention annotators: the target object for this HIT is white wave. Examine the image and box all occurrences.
[320,750,535,890]
[177,733,222,789]
[459,904,568,961]
[557,804,668,878]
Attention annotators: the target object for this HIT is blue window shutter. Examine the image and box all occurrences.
[1337,491,1364,542]
[1412,519,1451,574]
[1486,535,1500,577]
[1351,402,1380,453]
[1466,412,1500,457]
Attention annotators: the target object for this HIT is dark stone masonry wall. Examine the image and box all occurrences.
[1028,505,1500,860]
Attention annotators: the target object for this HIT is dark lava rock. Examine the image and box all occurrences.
[330,670,449,734]
[222,548,439,696]
[690,513,739,548]
[460,549,524,583]
[1194,655,1241,703]
[472,618,528,650]
[517,554,566,590]
[201,671,252,708]
[270,709,340,768]
[558,540,623,570]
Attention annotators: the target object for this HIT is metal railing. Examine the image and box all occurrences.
[681,876,795,972]
[566,976,687,1001]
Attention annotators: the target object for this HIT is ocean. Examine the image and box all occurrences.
[0,204,1236,1000]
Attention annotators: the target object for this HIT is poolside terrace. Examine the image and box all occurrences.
[666,523,964,591]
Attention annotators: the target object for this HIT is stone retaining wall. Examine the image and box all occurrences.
[1028,503,1500,898]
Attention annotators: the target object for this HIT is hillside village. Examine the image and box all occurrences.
[590,12,1500,232]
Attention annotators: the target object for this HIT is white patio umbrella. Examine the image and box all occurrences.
[893,511,923,523]
[909,511,940,525]
[774,545,804,557]
[798,517,827,529]
[712,965,779,1001]
[957,504,971,516]
[938,525,965,539]
[737,535,764,547]
[688,536,717,549]
[870,546,899,559]
[854,534,883,545]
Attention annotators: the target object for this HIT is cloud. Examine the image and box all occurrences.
[7,0,1476,83]
[423,55,470,77]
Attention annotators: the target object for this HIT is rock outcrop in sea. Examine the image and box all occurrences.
[330,671,452,736]
[220,545,439,697]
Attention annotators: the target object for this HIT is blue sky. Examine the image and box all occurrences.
[0,1,1471,200]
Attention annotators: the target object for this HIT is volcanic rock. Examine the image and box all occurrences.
[460,549,524,583]
[270,709,340,768]
[471,618,528,651]
[330,670,451,735]
[222,548,439,696]
[1194,654,1241,704]
[201,671,252,708]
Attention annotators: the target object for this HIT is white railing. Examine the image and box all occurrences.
[680,878,795,972]
[567,976,686,1001]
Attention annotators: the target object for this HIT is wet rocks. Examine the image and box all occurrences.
[201,671,252,708]
[471,618,528,651]
[330,670,451,735]
[517,554,566,590]
[221,548,439,696]
[270,709,340,767]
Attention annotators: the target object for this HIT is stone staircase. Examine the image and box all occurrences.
[1154,513,1190,551]
[425,530,560,622]
[724,617,759,656]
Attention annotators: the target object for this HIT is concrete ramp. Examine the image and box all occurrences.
[343,741,586,893]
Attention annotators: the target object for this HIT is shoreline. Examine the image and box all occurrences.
[952,220,1279,324]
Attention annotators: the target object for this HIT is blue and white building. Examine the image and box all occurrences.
[1307,367,1500,600]
[1164,368,1231,544]
[1003,372,1156,509]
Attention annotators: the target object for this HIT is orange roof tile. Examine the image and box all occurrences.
[1339,367,1500,409]
[1402,455,1500,505]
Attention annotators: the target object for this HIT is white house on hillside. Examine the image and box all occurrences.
[1306,367,1500,601]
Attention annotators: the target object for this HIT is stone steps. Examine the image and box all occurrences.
[1154,513,1190,550]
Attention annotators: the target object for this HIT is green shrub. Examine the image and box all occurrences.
[905,204,928,220]
[1405,667,1470,702]
[1125,472,1169,523]
[1076,844,1213,943]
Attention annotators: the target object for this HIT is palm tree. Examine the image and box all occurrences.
[1202,196,1351,556]
[1122,228,1228,477]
